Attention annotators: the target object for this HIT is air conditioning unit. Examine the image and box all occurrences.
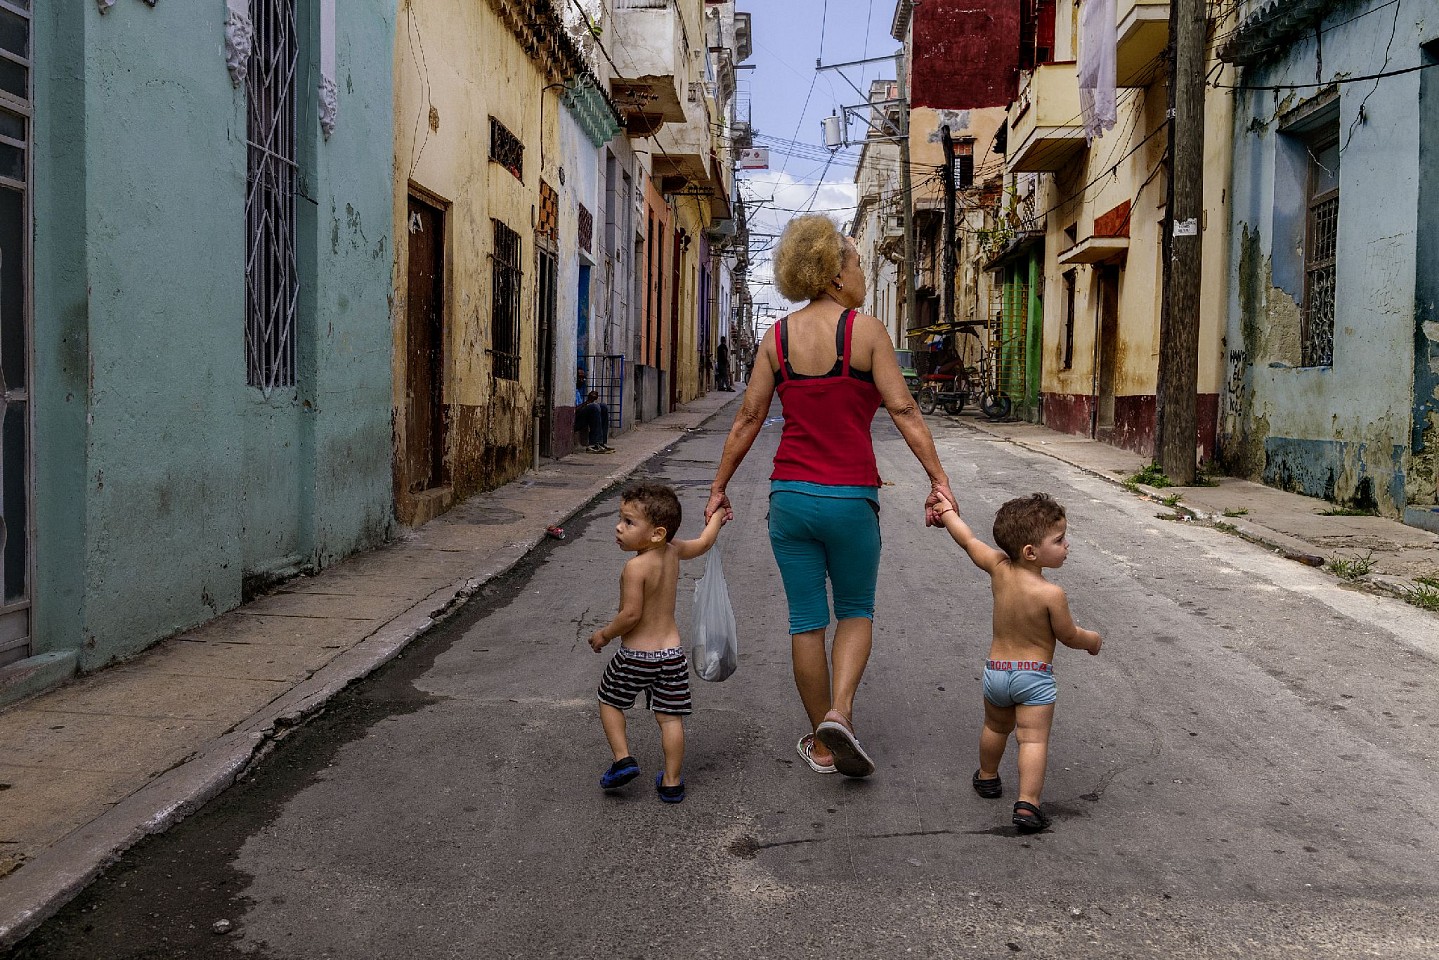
[883,214,904,238]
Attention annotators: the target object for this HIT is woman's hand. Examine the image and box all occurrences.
[924,479,958,527]
[705,489,734,523]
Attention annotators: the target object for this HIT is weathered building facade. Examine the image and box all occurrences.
[8,0,396,702]
[890,1,1011,398]
[1220,0,1439,524]
[391,0,623,525]
[993,0,1234,451]
[390,0,743,525]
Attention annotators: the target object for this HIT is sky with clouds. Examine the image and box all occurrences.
[736,1,904,337]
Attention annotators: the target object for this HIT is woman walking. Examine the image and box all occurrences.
[704,215,956,777]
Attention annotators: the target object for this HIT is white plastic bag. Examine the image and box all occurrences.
[692,549,738,682]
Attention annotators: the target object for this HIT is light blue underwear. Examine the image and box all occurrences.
[982,659,1057,707]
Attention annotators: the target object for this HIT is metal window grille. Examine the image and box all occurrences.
[490,117,523,181]
[953,153,974,190]
[491,219,523,380]
[244,0,299,394]
[1302,193,1338,367]
[578,203,593,255]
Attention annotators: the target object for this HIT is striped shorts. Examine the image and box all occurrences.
[597,646,693,716]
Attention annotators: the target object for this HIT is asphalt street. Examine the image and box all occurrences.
[9,406,1439,959]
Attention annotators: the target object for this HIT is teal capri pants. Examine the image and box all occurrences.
[768,490,881,634]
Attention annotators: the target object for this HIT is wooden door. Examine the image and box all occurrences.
[1097,266,1120,430]
[536,248,557,458]
[406,195,446,492]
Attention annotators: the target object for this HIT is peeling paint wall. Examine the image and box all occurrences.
[1031,3,1234,459]
[392,0,564,519]
[1413,42,1439,512]
[1223,1,1428,516]
[32,1,396,670]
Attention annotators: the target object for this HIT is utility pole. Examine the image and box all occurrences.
[1155,0,1205,485]
[939,124,957,331]
[815,51,914,333]
[896,49,917,338]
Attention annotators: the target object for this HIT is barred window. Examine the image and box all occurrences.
[244,0,299,394]
[491,219,523,380]
[490,117,523,181]
[1302,133,1339,368]
[577,203,593,255]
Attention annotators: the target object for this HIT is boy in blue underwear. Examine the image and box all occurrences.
[933,491,1102,833]
[589,483,725,803]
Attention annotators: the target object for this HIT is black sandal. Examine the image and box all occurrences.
[972,770,1002,799]
[1012,801,1051,833]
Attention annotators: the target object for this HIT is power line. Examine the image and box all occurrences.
[1213,57,1439,90]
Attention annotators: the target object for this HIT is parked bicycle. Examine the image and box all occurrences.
[917,356,1012,420]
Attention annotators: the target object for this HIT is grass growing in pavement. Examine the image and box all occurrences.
[1319,505,1378,517]
[1326,552,1375,581]
[1213,521,1238,534]
[1128,463,1173,489]
[1222,507,1249,517]
[1161,493,1183,507]
[1405,580,1439,611]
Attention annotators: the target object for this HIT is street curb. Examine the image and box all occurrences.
[959,419,1333,567]
[0,397,739,951]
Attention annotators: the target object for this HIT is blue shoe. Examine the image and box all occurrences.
[600,757,640,789]
[654,773,686,804]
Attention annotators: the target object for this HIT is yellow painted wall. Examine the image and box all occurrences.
[392,0,563,517]
[1034,64,1232,403]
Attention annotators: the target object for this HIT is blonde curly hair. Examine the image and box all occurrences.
[773,215,850,302]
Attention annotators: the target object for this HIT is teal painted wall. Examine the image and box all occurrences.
[32,2,396,671]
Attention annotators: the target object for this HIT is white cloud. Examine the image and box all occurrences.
[739,168,857,333]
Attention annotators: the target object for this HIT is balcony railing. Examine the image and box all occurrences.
[1005,63,1085,173]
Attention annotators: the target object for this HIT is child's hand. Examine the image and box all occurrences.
[589,629,610,653]
[928,492,956,527]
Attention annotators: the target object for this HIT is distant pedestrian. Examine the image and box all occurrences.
[716,336,733,391]
[575,390,613,453]
[931,491,1102,833]
[703,214,956,779]
[589,483,726,803]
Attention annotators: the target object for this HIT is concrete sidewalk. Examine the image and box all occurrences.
[958,413,1439,597]
[0,389,740,949]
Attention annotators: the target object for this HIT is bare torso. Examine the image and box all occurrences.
[620,544,683,651]
[987,562,1064,664]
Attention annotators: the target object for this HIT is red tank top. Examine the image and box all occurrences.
[771,310,883,487]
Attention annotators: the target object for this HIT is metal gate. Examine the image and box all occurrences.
[0,1,32,668]
[581,354,626,432]
[992,271,1030,406]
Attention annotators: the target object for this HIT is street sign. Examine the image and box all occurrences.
[737,147,769,170]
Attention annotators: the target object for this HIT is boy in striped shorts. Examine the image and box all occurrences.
[590,483,726,803]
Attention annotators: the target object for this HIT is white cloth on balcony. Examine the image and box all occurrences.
[1078,0,1118,141]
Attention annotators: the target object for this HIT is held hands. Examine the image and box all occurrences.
[589,629,610,653]
[925,480,959,527]
[704,489,734,524]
